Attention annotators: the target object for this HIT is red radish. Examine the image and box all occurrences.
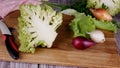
[72,36,96,49]
[90,8,112,21]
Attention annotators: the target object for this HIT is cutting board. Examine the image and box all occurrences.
[0,10,120,68]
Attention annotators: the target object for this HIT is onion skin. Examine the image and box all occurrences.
[72,36,96,49]
[90,8,113,21]
[72,37,85,49]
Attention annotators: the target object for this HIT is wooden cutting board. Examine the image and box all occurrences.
[0,10,120,68]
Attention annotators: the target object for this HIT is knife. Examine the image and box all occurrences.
[0,20,19,60]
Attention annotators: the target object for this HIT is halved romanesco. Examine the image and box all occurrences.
[18,4,62,53]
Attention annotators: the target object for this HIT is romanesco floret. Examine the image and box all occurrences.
[18,4,62,53]
[87,0,120,16]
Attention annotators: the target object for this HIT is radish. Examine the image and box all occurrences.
[72,36,96,49]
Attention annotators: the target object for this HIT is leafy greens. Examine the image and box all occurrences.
[70,13,117,38]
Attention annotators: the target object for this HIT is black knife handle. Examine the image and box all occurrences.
[2,34,19,60]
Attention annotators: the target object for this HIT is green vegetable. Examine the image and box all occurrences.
[68,0,92,16]
[43,0,92,15]
[112,20,120,29]
[70,13,117,38]
[61,9,78,16]
[93,20,117,32]
[18,4,62,53]
[70,13,95,38]
[87,0,120,16]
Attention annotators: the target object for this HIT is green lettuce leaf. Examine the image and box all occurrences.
[70,13,95,38]
[69,13,117,38]
[93,20,117,33]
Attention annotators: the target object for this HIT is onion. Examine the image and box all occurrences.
[72,36,96,49]
[90,8,112,21]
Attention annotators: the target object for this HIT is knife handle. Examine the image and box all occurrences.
[2,34,19,60]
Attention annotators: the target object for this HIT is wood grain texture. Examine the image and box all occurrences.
[0,61,10,68]
[0,61,81,68]
[0,0,120,68]
[38,64,80,68]
[0,0,82,68]
[114,14,120,55]
[0,10,119,68]
[9,62,38,68]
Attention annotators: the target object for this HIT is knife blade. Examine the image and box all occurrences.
[0,20,19,60]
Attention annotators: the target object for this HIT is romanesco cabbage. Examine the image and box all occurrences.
[18,4,62,53]
[87,0,120,16]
